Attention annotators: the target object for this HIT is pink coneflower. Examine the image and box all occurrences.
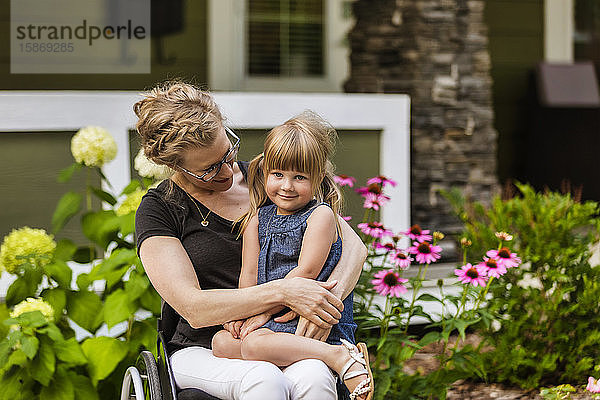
[477,257,507,278]
[486,247,521,269]
[333,174,356,187]
[341,215,352,221]
[408,241,442,264]
[374,242,396,252]
[587,377,600,393]
[366,175,397,188]
[363,192,390,210]
[371,270,408,297]
[390,250,412,269]
[357,222,393,239]
[455,263,488,287]
[356,183,382,196]
[403,224,433,243]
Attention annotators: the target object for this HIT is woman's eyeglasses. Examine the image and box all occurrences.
[179,127,240,182]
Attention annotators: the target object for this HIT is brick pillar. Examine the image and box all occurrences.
[345,0,499,235]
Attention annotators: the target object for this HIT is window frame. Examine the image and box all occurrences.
[208,0,352,92]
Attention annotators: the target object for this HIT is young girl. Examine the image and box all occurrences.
[211,112,374,400]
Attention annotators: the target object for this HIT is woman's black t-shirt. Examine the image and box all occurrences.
[135,162,249,351]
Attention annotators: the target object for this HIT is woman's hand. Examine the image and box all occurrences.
[281,277,343,329]
[274,309,333,341]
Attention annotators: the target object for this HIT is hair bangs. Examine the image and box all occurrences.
[263,128,324,180]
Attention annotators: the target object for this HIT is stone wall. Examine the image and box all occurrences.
[344,0,499,236]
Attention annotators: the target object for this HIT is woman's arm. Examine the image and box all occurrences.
[328,215,368,299]
[292,215,367,339]
[139,235,343,329]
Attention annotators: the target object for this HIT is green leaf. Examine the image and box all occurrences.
[0,368,28,400]
[43,261,72,288]
[6,348,27,369]
[124,272,149,300]
[52,191,82,234]
[119,212,136,236]
[81,336,128,385]
[104,288,137,329]
[16,310,48,328]
[41,287,67,321]
[57,162,82,183]
[121,180,141,195]
[53,239,77,262]
[89,186,117,206]
[30,337,55,386]
[139,286,161,315]
[40,366,74,400]
[20,335,39,359]
[0,303,9,339]
[417,293,443,303]
[5,268,43,306]
[66,290,103,333]
[130,319,158,354]
[67,371,99,400]
[71,245,97,264]
[81,210,120,249]
[54,338,87,366]
[0,341,11,368]
[38,323,64,342]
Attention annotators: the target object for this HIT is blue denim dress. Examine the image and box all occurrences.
[257,200,356,345]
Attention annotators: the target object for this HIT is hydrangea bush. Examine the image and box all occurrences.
[0,127,164,399]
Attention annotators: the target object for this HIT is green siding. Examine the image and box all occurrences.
[484,0,544,183]
[0,0,208,89]
[0,131,101,243]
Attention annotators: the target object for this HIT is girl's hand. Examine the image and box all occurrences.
[282,278,343,329]
[223,320,245,339]
[240,313,271,339]
[274,311,332,341]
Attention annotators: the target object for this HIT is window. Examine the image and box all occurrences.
[574,0,600,71]
[208,0,352,92]
[246,0,324,77]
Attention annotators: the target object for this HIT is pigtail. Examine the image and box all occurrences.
[235,153,269,236]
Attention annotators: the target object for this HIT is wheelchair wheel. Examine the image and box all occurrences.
[137,351,162,400]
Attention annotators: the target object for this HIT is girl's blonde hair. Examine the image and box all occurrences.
[239,111,343,234]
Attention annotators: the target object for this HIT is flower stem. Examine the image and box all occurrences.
[404,264,424,333]
[474,276,494,310]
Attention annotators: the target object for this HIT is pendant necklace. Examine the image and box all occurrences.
[183,189,212,227]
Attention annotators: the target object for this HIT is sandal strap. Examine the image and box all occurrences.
[344,369,368,380]
[340,355,366,381]
[349,377,371,400]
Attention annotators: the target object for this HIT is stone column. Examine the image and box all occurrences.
[345,0,499,235]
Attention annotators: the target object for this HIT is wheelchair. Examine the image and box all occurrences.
[121,301,350,399]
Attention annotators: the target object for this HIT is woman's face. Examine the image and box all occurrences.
[178,127,237,192]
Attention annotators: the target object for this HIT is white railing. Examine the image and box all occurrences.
[0,91,411,297]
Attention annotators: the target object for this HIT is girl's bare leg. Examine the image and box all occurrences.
[211,330,243,359]
[241,328,370,399]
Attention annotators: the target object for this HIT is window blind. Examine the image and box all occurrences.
[246,0,324,77]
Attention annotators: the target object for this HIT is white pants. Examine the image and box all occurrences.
[171,346,338,400]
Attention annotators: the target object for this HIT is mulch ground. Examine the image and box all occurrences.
[399,333,594,399]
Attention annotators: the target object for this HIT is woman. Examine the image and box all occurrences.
[134,81,367,400]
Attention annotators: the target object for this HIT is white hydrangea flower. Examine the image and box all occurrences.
[0,227,56,274]
[11,297,55,322]
[71,126,117,167]
[134,148,173,180]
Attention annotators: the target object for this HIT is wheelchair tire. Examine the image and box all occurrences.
[137,351,162,400]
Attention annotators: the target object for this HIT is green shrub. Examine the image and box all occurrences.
[444,182,600,389]
[0,128,161,400]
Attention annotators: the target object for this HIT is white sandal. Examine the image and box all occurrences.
[340,339,374,400]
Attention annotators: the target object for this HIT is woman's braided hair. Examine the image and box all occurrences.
[133,80,224,169]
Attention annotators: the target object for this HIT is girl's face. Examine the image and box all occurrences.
[265,169,314,215]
